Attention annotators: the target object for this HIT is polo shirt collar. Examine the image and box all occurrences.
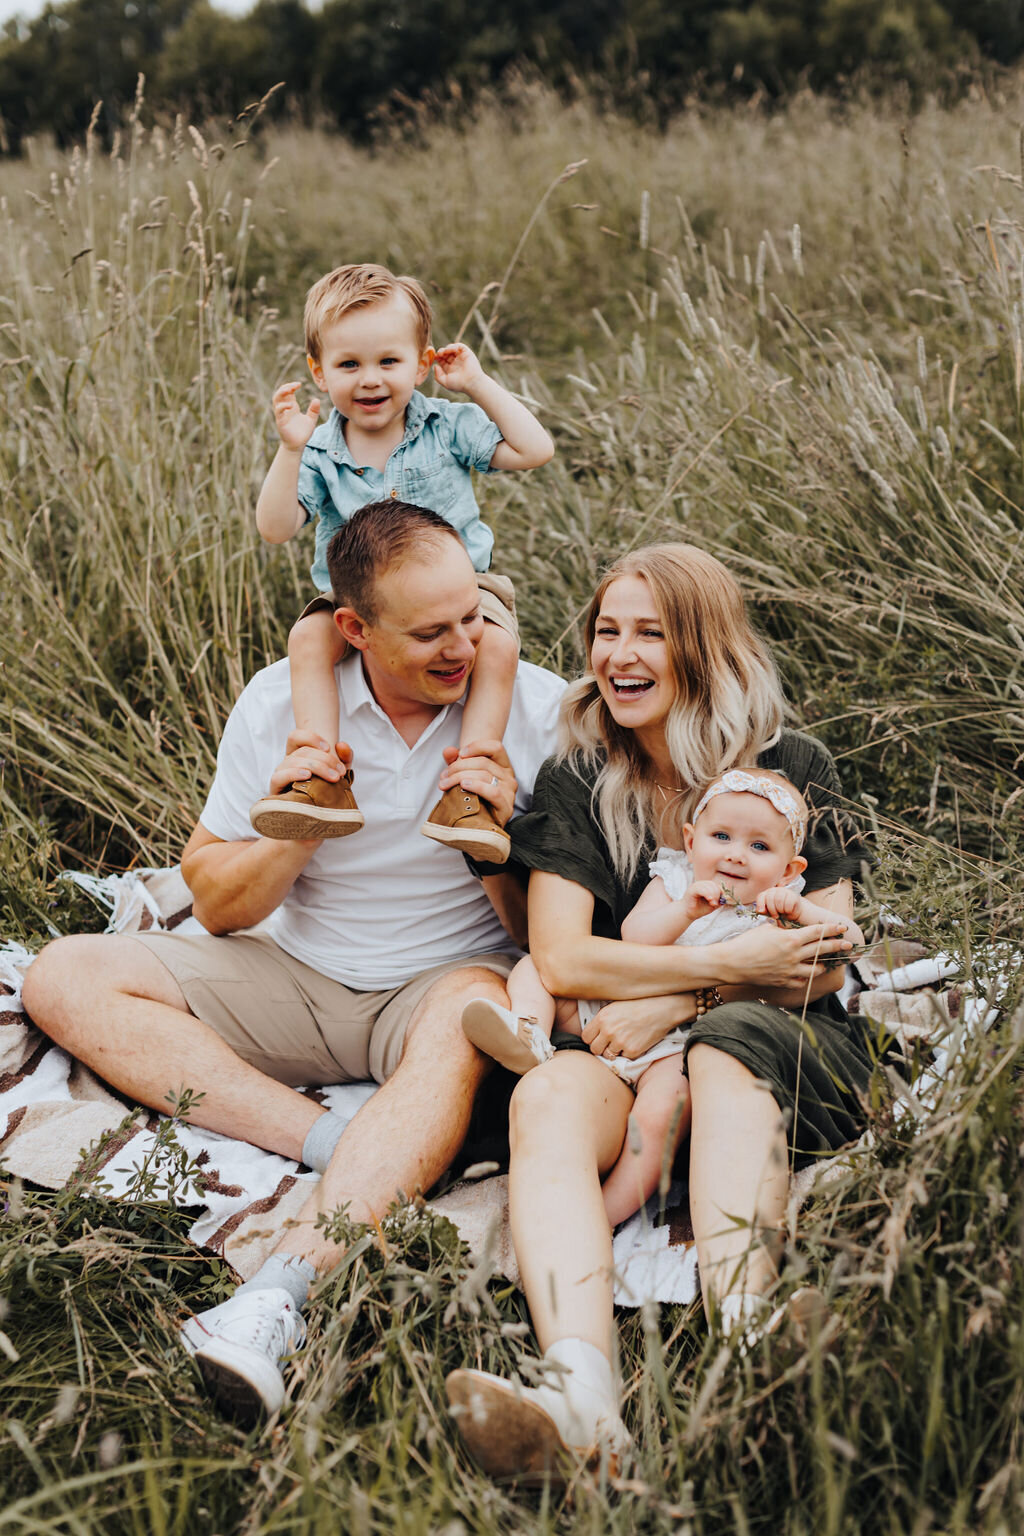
[307,392,441,465]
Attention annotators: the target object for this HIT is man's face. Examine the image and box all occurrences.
[344,539,485,711]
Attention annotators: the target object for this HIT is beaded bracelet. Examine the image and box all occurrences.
[695,986,723,1017]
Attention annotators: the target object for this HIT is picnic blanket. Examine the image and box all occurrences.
[0,869,1000,1307]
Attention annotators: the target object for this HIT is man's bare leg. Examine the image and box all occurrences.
[274,963,510,1270]
[21,934,321,1160]
[180,962,513,1421]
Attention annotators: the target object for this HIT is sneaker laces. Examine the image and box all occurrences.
[210,1290,307,1357]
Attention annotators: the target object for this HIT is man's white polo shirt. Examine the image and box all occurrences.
[199,653,566,989]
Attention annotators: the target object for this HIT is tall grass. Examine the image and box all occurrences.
[2,78,1024,1533]
[1,80,1022,869]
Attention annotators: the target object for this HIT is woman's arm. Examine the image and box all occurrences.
[726,880,858,1009]
[528,871,854,1002]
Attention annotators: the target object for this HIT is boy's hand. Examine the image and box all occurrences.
[683,880,727,922]
[758,885,804,923]
[432,343,487,395]
[272,381,321,451]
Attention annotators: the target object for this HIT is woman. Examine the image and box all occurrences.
[446,544,876,1479]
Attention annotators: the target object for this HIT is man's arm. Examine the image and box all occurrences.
[183,731,345,934]
[181,823,318,935]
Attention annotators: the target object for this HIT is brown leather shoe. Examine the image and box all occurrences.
[249,767,364,840]
[420,786,510,863]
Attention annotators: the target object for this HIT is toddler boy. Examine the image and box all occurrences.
[250,263,553,861]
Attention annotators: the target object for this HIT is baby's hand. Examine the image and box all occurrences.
[432,343,486,395]
[758,885,803,923]
[684,880,727,921]
[272,381,321,451]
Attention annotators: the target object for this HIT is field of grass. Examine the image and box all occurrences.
[1,77,1023,1532]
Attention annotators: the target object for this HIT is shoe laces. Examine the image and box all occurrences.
[212,1289,307,1358]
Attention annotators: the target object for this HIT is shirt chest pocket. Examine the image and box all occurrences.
[395,459,458,517]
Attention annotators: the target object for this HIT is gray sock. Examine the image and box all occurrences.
[301,1111,349,1174]
[236,1253,318,1312]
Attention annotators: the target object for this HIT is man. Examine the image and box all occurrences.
[23,500,565,1421]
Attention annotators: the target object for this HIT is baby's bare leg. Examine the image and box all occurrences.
[506,956,558,1035]
[459,619,519,746]
[288,609,345,745]
[600,1055,692,1229]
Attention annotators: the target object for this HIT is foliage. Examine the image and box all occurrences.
[0,0,1022,150]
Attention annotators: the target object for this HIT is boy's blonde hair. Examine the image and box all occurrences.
[304,264,433,362]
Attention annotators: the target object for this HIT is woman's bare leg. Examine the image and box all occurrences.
[686,1043,789,1317]
[509,1052,634,1357]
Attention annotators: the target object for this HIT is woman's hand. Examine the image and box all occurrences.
[716,917,852,989]
[581,993,695,1061]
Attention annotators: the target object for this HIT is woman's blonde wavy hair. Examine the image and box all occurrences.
[557,543,786,884]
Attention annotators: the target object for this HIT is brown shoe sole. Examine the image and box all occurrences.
[249,799,365,840]
[446,1370,575,1486]
[420,822,510,863]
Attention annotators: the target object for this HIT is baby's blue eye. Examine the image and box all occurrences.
[339,360,357,369]
[752,841,770,852]
[381,356,399,366]
[712,831,729,841]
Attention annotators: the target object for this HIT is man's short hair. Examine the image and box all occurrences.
[326,501,462,622]
[304,264,433,361]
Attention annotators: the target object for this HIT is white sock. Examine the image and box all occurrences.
[301,1111,349,1174]
[235,1253,317,1312]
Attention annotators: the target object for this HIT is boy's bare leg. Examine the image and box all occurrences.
[287,608,346,744]
[457,619,519,744]
[21,935,323,1159]
[600,1055,691,1228]
[250,610,363,839]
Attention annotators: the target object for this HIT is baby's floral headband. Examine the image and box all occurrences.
[692,769,806,853]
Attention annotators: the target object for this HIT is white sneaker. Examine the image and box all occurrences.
[461,999,555,1076]
[446,1357,631,1485]
[181,1286,307,1422]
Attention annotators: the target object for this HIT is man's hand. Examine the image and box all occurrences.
[438,740,517,825]
[432,343,487,396]
[272,381,322,452]
[271,730,352,797]
[581,993,696,1061]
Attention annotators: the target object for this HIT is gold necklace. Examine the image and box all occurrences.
[654,781,685,800]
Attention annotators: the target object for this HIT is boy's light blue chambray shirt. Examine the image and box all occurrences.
[297,391,503,593]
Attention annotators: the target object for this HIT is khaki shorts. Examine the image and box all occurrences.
[298,570,518,652]
[132,931,515,1088]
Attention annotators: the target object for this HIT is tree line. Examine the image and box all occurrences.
[1,0,1022,151]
